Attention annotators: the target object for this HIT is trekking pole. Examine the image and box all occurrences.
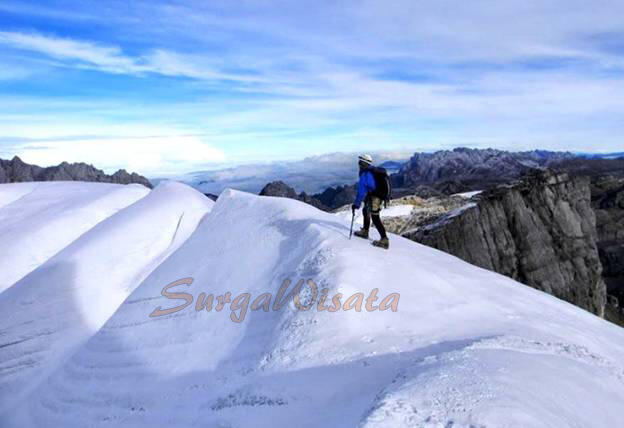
[349,211,355,239]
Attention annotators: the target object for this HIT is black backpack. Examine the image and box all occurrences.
[369,166,392,205]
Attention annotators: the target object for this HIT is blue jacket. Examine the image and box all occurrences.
[353,170,376,208]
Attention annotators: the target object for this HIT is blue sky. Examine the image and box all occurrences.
[0,0,623,175]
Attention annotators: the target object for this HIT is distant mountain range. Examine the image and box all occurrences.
[0,156,152,188]
[392,148,576,191]
[258,148,624,211]
[170,149,624,201]
[2,148,622,200]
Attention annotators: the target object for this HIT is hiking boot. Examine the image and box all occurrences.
[353,228,369,239]
[372,237,389,249]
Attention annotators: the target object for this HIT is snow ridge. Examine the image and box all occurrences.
[1,183,624,427]
[0,181,213,414]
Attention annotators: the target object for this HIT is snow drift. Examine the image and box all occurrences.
[0,181,213,414]
[0,182,149,292]
[1,184,624,427]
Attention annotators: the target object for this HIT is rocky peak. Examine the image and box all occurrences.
[259,181,299,199]
[11,155,26,164]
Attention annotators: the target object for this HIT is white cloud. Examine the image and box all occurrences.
[0,31,139,73]
[15,135,226,176]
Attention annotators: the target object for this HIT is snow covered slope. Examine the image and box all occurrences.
[0,182,150,292]
[3,189,624,427]
[0,181,213,414]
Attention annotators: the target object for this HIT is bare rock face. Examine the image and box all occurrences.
[593,177,624,244]
[0,156,152,188]
[591,177,624,322]
[405,170,607,317]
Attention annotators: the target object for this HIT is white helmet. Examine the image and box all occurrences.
[358,154,373,166]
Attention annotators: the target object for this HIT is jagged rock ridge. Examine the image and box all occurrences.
[393,147,575,191]
[0,156,152,188]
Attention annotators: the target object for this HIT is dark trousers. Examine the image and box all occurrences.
[363,196,387,240]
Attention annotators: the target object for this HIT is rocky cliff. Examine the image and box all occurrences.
[405,170,607,317]
[591,176,624,324]
[0,156,152,188]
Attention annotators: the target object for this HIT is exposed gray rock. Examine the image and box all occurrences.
[110,169,152,187]
[381,194,468,235]
[555,157,624,180]
[259,181,329,211]
[408,185,444,199]
[0,156,152,188]
[405,170,607,318]
[298,192,329,211]
[259,181,299,199]
[311,184,357,210]
[606,294,624,326]
[600,244,624,284]
[591,177,624,317]
[592,177,624,243]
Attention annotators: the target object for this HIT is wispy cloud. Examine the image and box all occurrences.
[0,31,139,72]
[0,31,271,83]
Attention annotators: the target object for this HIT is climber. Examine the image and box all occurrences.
[351,154,391,249]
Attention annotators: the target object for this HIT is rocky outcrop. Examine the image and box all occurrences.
[259,181,329,211]
[0,156,152,188]
[382,194,468,235]
[259,181,299,199]
[311,184,357,210]
[405,170,607,317]
[606,295,624,326]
